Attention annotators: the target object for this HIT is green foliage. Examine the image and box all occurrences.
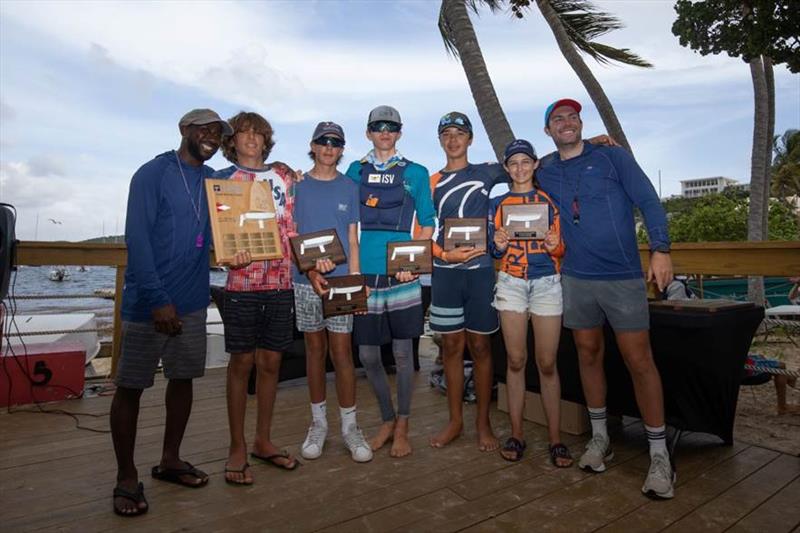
[510,0,653,67]
[672,0,800,72]
[767,198,800,240]
[771,129,800,197]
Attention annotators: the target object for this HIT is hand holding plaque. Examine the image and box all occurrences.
[290,229,347,272]
[387,240,432,276]
[322,274,368,318]
[443,217,487,252]
[501,203,549,240]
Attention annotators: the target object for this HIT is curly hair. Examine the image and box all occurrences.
[221,111,275,164]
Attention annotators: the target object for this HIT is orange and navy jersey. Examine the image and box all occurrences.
[488,188,564,280]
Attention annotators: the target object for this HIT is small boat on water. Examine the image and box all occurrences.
[48,267,70,282]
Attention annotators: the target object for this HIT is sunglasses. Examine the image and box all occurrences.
[367,121,401,133]
[439,115,468,128]
[313,136,345,148]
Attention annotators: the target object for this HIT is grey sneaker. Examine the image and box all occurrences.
[578,434,614,472]
[642,451,676,499]
[343,424,373,463]
[301,420,328,460]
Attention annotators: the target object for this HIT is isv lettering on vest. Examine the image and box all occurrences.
[368,173,394,184]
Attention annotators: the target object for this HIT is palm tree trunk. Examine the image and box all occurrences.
[441,0,514,161]
[747,55,769,305]
[762,56,775,235]
[535,0,632,153]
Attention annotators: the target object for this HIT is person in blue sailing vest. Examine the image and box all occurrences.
[344,105,436,458]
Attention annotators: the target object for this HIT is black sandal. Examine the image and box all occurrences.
[224,462,253,486]
[112,481,148,517]
[549,443,573,468]
[500,437,527,462]
[151,461,209,488]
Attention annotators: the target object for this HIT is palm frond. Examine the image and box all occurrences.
[439,0,506,59]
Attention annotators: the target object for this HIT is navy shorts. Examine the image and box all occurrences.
[222,290,295,353]
[353,275,423,345]
[429,266,499,334]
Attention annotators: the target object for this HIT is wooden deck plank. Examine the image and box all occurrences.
[728,476,800,533]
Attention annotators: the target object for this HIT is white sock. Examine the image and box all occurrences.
[588,406,608,439]
[645,424,668,458]
[311,401,327,426]
[340,405,357,434]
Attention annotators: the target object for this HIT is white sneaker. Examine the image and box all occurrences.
[578,434,614,473]
[642,451,676,499]
[343,424,373,463]
[301,420,328,460]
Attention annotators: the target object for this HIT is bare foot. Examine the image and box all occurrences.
[369,420,396,451]
[477,424,500,452]
[224,462,253,485]
[778,403,800,415]
[390,418,412,458]
[430,420,463,448]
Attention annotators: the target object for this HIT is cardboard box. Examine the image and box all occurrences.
[0,341,86,407]
[497,382,590,435]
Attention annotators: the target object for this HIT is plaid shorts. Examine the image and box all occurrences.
[222,290,295,353]
[293,282,353,334]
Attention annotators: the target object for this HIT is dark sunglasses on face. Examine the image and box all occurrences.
[313,136,345,148]
[367,121,401,133]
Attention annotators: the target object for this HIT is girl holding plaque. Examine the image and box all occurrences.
[488,139,572,467]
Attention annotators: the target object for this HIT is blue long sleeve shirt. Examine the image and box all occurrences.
[536,142,669,280]
[121,151,212,322]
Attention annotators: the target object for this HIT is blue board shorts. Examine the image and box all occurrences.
[353,275,424,345]
[429,266,499,335]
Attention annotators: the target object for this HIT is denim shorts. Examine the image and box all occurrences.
[562,275,649,331]
[493,271,562,316]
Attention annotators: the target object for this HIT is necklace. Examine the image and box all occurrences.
[175,151,205,248]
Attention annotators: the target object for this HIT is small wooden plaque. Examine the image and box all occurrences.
[289,229,347,272]
[502,203,549,240]
[386,240,433,276]
[443,217,487,252]
[206,179,283,264]
[322,274,368,318]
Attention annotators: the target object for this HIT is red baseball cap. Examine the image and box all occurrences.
[544,98,582,126]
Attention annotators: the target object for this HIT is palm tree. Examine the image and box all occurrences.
[438,0,514,161]
[771,129,800,198]
[439,0,652,155]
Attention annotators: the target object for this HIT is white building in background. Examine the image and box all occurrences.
[680,176,741,198]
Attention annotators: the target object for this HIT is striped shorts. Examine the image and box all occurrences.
[115,308,207,389]
[294,282,352,334]
[353,275,423,345]
[222,290,295,354]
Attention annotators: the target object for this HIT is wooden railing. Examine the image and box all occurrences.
[11,240,800,376]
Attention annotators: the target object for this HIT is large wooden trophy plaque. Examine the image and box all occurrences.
[443,217,487,252]
[502,203,549,240]
[205,179,283,264]
[322,275,368,318]
[386,240,433,276]
[290,229,347,272]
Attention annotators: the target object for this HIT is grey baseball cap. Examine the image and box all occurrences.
[367,105,402,125]
[179,108,233,136]
[312,121,345,141]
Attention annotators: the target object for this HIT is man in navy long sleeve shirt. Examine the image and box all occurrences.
[537,99,676,499]
[111,109,231,517]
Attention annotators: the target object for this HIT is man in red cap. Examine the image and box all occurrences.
[538,98,676,499]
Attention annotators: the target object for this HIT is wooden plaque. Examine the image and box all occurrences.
[290,229,347,272]
[322,274,368,318]
[443,217,487,252]
[386,240,433,276]
[502,203,549,240]
[205,179,283,264]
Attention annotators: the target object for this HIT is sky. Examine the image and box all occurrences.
[0,0,798,242]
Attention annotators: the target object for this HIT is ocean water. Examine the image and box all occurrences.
[4,266,229,341]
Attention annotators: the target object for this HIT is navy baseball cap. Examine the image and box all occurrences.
[503,139,537,163]
[312,121,345,142]
[437,112,472,136]
[544,98,582,126]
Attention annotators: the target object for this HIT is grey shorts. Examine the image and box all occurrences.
[294,282,353,334]
[115,308,207,389]
[562,275,649,332]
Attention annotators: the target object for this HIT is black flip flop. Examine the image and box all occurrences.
[500,437,527,462]
[250,451,300,470]
[151,461,209,488]
[224,462,253,486]
[112,481,148,517]
[549,442,574,468]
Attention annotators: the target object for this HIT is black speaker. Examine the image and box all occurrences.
[0,203,17,301]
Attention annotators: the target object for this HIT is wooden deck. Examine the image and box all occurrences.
[1,345,799,533]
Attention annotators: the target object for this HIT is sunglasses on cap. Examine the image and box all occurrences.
[367,121,401,133]
[439,115,468,128]
[313,136,345,148]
